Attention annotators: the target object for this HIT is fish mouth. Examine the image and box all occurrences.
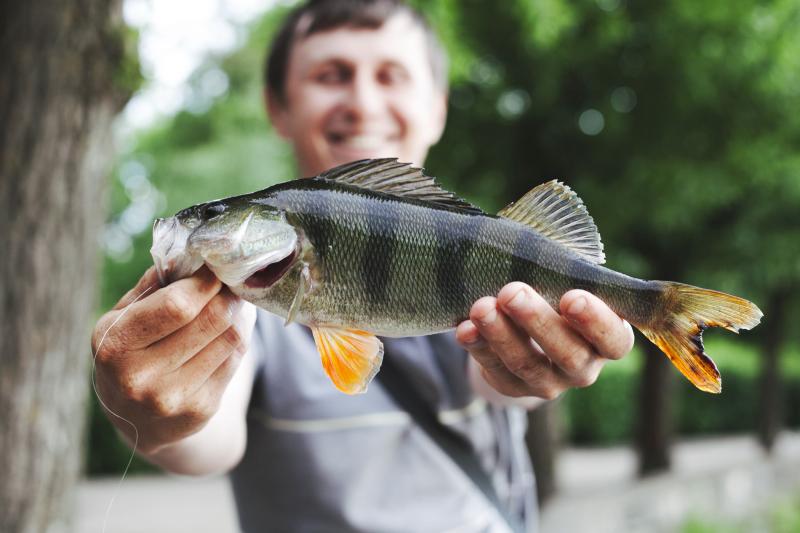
[151,217,204,286]
[243,248,298,289]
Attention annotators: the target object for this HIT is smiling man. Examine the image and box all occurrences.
[266,5,446,173]
[91,1,634,532]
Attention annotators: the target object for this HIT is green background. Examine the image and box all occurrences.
[88,0,800,474]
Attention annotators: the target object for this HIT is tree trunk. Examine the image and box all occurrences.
[636,339,674,475]
[526,401,560,506]
[757,290,787,453]
[0,2,130,531]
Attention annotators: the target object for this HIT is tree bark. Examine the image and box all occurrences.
[526,401,560,505]
[0,1,130,531]
[636,339,674,475]
[757,290,787,453]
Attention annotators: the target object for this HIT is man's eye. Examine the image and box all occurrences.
[378,65,409,86]
[315,66,349,84]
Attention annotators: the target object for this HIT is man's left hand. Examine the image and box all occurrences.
[456,282,634,400]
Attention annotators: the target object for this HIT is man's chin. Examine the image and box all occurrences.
[299,147,409,177]
[327,145,400,165]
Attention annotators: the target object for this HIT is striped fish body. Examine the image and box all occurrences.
[240,178,655,338]
[152,159,761,395]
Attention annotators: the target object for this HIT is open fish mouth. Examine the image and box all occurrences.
[202,240,297,287]
[243,248,298,289]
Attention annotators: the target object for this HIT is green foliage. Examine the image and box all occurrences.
[89,0,800,473]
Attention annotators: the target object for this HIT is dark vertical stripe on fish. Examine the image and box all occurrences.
[509,223,540,286]
[567,256,600,294]
[300,190,334,266]
[434,211,481,312]
[362,197,397,307]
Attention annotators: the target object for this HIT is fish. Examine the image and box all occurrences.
[151,158,763,395]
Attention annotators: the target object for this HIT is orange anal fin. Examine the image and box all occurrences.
[311,327,384,395]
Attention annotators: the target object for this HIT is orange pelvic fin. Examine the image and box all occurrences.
[638,283,763,393]
[311,327,384,394]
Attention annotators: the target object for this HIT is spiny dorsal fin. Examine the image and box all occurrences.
[317,158,484,214]
[498,180,605,264]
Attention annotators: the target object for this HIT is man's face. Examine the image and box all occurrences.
[268,13,447,177]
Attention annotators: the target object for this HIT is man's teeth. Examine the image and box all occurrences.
[337,134,388,150]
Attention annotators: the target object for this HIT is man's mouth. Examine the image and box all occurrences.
[326,131,399,152]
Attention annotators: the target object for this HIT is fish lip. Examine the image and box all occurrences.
[151,217,204,286]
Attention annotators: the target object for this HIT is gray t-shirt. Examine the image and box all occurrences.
[229,311,537,532]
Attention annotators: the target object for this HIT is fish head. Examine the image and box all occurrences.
[151,198,299,288]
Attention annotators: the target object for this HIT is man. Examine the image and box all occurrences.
[92,1,634,531]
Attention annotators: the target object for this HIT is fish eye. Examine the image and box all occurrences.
[202,203,227,219]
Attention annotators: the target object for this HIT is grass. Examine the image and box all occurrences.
[682,492,800,533]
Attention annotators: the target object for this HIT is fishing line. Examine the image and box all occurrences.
[90,284,154,533]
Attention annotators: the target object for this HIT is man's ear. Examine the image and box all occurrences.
[428,90,448,145]
[265,88,292,139]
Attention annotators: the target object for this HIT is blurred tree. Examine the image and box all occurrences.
[0,1,136,531]
[757,291,788,451]
[525,401,561,505]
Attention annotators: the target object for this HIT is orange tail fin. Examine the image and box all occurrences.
[636,283,762,393]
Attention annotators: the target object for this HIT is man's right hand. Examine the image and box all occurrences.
[91,266,254,455]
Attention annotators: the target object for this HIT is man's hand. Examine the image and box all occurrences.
[456,282,634,400]
[91,266,256,456]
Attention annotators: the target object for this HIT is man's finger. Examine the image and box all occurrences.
[455,318,503,372]
[560,290,635,360]
[468,296,567,396]
[497,283,596,379]
[150,289,244,369]
[113,269,222,350]
[113,266,161,310]
[174,324,246,393]
[175,303,256,391]
[457,320,536,397]
[198,339,247,401]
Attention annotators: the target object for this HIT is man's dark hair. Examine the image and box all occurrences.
[265,0,448,104]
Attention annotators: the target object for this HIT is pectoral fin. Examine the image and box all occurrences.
[311,327,384,394]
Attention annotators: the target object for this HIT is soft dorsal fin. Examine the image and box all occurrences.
[498,180,606,264]
[317,158,484,214]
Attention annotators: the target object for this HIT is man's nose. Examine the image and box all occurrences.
[345,73,385,119]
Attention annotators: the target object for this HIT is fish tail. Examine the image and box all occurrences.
[635,282,763,393]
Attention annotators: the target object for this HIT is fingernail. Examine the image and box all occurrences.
[567,296,586,318]
[462,329,485,347]
[506,289,528,312]
[478,308,496,326]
